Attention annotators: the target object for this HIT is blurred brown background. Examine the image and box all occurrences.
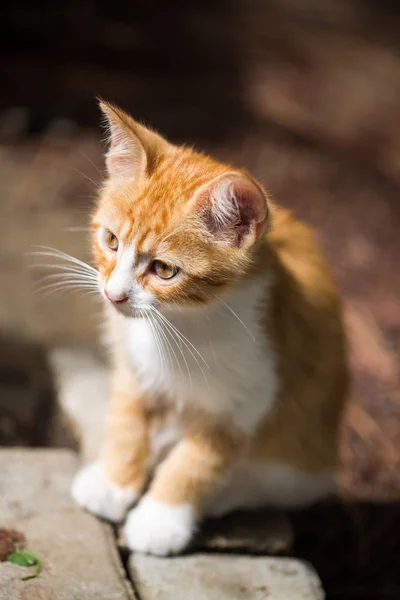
[0,1,400,595]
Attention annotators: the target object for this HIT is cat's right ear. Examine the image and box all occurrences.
[99,100,169,181]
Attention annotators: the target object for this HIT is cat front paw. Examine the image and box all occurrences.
[71,462,138,523]
[124,496,196,556]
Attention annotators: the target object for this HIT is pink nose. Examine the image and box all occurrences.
[105,289,128,303]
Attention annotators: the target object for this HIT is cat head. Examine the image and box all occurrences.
[93,100,269,317]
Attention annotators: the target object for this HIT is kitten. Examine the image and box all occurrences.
[71,100,348,556]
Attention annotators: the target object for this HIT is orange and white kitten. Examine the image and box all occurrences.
[72,101,347,556]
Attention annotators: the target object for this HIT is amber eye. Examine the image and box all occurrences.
[103,229,119,251]
[152,260,179,280]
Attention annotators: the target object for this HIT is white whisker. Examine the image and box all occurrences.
[30,246,98,275]
[152,309,192,389]
[220,300,256,342]
[152,308,209,369]
[28,244,101,304]
[141,309,165,377]
[158,223,185,245]
[64,226,92,232]
[69,167,101,188]
[34,279,98,291]
[34,272,98,285]
[79,151,104,178]
[35,280,98,295]
[37,282,99,298]
[149,311,171,375]
[152,308,209,390]
[152,310,185,381]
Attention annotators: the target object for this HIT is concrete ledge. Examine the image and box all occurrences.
[130,553,325,600]
[0,449,135,600]
[0,449,325,600]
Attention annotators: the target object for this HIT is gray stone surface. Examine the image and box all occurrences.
[130,554,325,600]
[0,449,135,600]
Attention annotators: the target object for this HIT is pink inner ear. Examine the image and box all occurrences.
[110,128,125,149]
[100,103,147,180]
[203,174,268,246]
[232,177,268,242]
[106,125,146,179]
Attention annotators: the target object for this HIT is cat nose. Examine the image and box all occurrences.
[105,288,128,303]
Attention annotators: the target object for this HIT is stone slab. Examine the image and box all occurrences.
[0,449,135,600]
[130,554,325,600]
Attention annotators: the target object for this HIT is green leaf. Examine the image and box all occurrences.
[21,561,41,581]
[20,551,38,566]
[7,548,41,580]
[7,551,37,567]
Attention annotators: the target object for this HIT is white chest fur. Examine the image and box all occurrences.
[122,280,277,433]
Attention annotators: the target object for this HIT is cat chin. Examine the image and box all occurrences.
[108,301,141,319]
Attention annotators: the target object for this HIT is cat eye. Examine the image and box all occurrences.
[152,260,179,280]
[104,229,119,251]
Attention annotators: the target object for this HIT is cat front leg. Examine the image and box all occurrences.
[71,365,150,522]
[124,423,243,555]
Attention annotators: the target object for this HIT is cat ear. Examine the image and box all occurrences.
[195,173,268,248]
[99,100,170,180]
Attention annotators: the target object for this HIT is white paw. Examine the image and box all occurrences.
[71,462,138,522]
[124,496,196,556]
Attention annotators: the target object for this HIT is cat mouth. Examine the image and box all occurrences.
[108,298,151,319]
[109,299,136,317]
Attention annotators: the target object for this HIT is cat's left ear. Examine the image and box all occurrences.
[195,173,268,248]
[99,100,170,180]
